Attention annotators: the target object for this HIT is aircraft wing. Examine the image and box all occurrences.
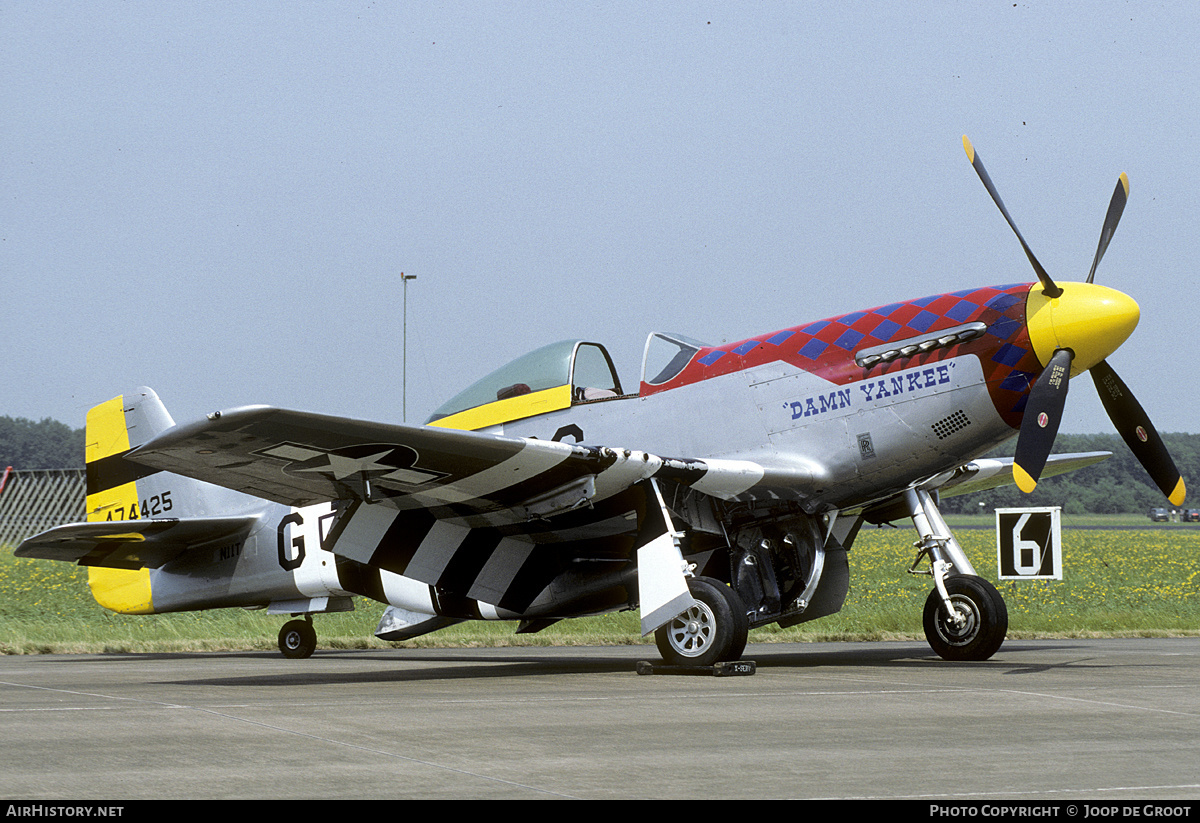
[14,516,260,570]
[124,406,820,624]
[126,406,816,525]
[122,406,1110,528]
[931,451,1112,498]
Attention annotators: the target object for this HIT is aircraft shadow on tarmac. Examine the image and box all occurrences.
[85,640,1133,689]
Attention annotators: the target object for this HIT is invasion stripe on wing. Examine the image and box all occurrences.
[327,498,545,610]
[395,439,579,509]
[404,520,475,582]
[655,457,767,499]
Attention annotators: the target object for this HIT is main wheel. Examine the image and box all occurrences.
[278,619,317,659]
[655,577,750,667]
[923,575,1007,661]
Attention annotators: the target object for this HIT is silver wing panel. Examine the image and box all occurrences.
[129,405,822,516]
[131,406,621,516]
[934,452,1112,498]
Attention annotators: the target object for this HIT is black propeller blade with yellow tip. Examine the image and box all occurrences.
[1087,173,1129,285]
[963,135,1062,298]
[962,136,1185,505]
[1013,348,1073,494]
[1091,359,1187,505]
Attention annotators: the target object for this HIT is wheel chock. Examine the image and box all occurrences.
[636,660,756,676]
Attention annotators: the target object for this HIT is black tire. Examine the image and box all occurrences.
[655,577,750,667]
[278,619,317,659]
[923,575,1008,661]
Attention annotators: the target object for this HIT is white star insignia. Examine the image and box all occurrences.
[298,450,395,481]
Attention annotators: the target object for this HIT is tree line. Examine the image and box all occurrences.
[939,432,1200,516]
[0,416,85,471]
[1,415,1197,514]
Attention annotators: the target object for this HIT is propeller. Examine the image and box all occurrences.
[1091,360,1187,504]
[1012,348,1072,494]
[1087,173,1129,284]
[963,135,1062,298]
[963,136,1186,506]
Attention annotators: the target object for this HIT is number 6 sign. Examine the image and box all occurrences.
[996,507,1062,580]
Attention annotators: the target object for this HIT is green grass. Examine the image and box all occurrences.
[944,512,1198,528]
[3,523,1199,654]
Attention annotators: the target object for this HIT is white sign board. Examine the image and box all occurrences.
[995,506,1062,580]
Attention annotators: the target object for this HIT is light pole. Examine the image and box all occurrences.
[401,272,417,422]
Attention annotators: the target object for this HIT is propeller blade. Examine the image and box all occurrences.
[963,135,1063,298]
[1090,359,1186,505]
[1014,348,1074,493]
[1086,173,1130,284]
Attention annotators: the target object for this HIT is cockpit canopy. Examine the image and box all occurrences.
[426,333,710,431]
[427,340,625,430]
[641,332,707,387]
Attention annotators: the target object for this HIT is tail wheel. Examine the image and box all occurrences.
[278,619,317,659]
[655,576,750,667]
[923,575,1008,661]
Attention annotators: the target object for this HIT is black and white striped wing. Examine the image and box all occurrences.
[128,406,654,521]
[130,405,815,522]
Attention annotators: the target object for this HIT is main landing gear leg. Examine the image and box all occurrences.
[642,478,750,668]
[905,489,1007,661]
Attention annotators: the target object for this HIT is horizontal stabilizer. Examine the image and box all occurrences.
[15,516,260,571]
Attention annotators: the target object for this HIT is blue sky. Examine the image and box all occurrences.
[4,2,1198,437]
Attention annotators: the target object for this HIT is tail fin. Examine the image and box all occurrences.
[84,388,256,613]
[86,387,252,522]
[86,388,172,524]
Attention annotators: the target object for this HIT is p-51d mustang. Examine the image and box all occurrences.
[18,138,1186,664]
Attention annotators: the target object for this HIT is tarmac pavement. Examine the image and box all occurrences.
[2,638,1199,801]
